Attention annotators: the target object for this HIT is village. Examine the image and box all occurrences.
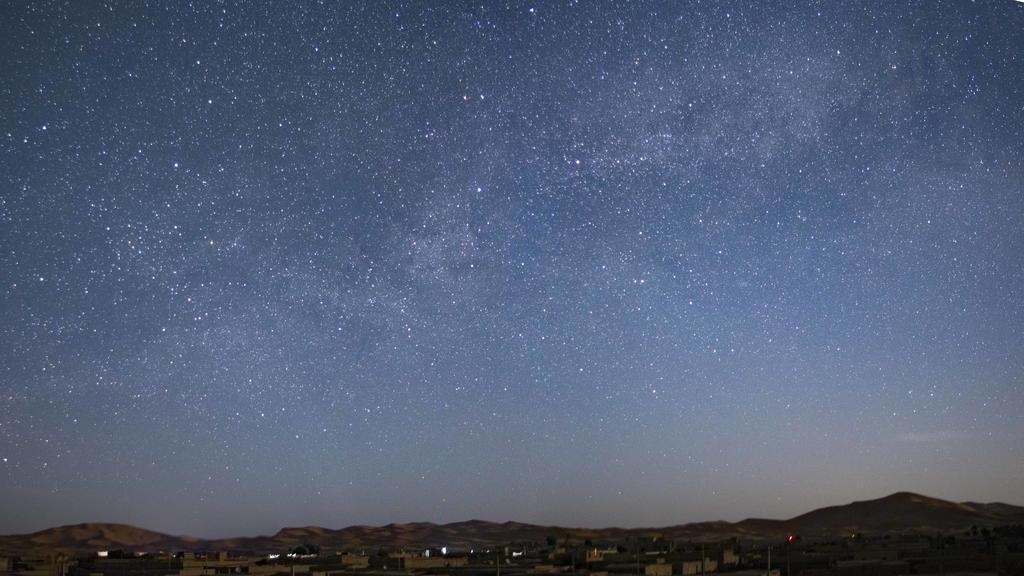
[4,526,1023,576]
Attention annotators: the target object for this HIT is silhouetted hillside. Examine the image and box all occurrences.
[3,492,1022,555]
[785,491,1024,537]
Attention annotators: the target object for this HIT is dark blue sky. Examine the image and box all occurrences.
[1,0,1022,538]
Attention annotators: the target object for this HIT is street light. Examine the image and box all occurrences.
[785,535,798,576]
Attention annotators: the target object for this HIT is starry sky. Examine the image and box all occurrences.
[1,0,1023,538]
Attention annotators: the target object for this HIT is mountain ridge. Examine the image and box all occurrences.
[3,492,1022,555]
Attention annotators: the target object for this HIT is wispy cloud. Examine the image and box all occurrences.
[896,430,972,443]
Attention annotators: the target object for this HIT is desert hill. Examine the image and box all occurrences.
[8,523,201,554]
[781,491,1005,536]
[2,492,1022,556]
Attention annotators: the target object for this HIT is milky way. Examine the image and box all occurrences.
[1,1,1022,537]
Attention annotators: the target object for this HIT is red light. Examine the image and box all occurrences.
[787,535,795,542]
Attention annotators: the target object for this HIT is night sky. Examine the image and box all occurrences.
[2,1,1023,538]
